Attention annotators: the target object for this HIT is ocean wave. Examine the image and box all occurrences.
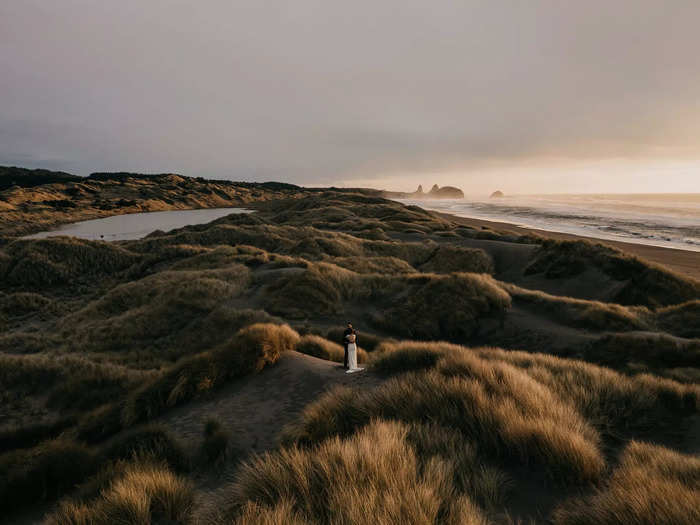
[398,195,700,252]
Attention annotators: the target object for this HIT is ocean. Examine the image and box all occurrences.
[398,193,700,252]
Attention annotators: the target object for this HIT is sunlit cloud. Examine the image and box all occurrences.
[1,1,699,192]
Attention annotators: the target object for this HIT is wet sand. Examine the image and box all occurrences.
[435,212,700,280]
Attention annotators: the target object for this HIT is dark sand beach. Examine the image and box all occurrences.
[436,211,700,280]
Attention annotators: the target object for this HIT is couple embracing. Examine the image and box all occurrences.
[342,322,364,374]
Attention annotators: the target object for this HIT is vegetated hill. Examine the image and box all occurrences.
[0,165,81,190]
[0,170,312,237]
[0,190,697,523]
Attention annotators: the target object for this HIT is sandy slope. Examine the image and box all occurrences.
[438,212,700,280]
[158,351,382,455]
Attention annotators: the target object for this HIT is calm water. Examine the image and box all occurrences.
[25,207,250,241]
[399,193,700,252]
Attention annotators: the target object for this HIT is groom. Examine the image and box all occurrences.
[342,321,357,369]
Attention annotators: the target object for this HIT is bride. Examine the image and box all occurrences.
[345,332,363,373]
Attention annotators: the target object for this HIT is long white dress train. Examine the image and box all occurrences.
[346,342,364,373]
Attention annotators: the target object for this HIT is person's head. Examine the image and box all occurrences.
[347,322,352,329]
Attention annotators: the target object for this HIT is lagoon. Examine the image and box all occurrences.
[25,207,250,241]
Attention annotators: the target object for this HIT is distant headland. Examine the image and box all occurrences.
[381,184,464,199]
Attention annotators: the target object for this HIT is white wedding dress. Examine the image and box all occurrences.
[346,342,363,373]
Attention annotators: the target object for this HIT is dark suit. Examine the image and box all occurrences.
[342,328,356,368]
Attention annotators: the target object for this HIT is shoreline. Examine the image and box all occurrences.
[433,210,700,280]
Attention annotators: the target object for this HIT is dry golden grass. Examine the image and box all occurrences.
[208,420,492,525]
[370,341,461,374]
[101,425,190,473]
[584,332,700,379]
[325,255,416,274]
[1,192,697,521]
[0,438,97,514]
[2,236,138,287]
[46,462,195,525]
[371,341,697,443]
[506,283,700,339]
[122,323,299,425]
[201,418,231,465]
[0,291,58,319]
[271,340,698,522]
[263,263,511,338]
[0,423,188,518]
[418,244,494,274]
[473,346,699,438]
[233,499,308,525]
[0,353,151,415]
[525,238,700,307]
[63,267,251,363]
[292,341,698,481]
[656,300,700,338]
[289,369,603,483]
[365,273,510,340]
[502,282,651,331]
[0,330,56,354]
[552,441,700,525]
[295,334,368,364]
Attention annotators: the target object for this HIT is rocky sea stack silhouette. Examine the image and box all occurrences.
[382,184,464,199]
[490,190,505,198]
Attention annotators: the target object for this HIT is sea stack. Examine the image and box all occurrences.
[380,183,464,199]
[490,190,505,198]
[428,184,465,198]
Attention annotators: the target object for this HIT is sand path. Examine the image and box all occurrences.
[158,351,382,456]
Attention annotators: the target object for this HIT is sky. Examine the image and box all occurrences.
[1,1,700,194]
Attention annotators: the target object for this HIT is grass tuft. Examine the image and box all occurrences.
[122,323,299,425]
[552,441,700,524]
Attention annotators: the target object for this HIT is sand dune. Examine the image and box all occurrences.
[0,184,698,524]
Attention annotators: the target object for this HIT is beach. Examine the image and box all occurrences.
[435,211,700,280]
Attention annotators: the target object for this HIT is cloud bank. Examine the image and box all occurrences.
[2,1,699,192]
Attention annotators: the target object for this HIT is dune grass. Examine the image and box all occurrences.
[0,438,97,514]
[418,244,494,274]
[525,238,700,307]
[656,300,700,338]
[502,282,651,331]
[473,346,699,438]
[263,263,511,339]
[46,461,195,525]
[1,192,697,521]
[285,370,604,484]
[552,441,700,525]
[100,425,190,473]
[0,416,76,453]
[584,332,700,379]
[365,273,510,340]
[62,267,252,364]
[0,423,188,518]
[1,236,138,288]
[122,323,299,425]
[201,418,232,465]
[0,291,58,320]
[369,341,698,440]
[208,420,492,525]
[266,341,699,522]
[0,353,152,421]
[325,255,416,274]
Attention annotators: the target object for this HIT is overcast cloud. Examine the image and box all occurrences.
[2,1,699,192]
